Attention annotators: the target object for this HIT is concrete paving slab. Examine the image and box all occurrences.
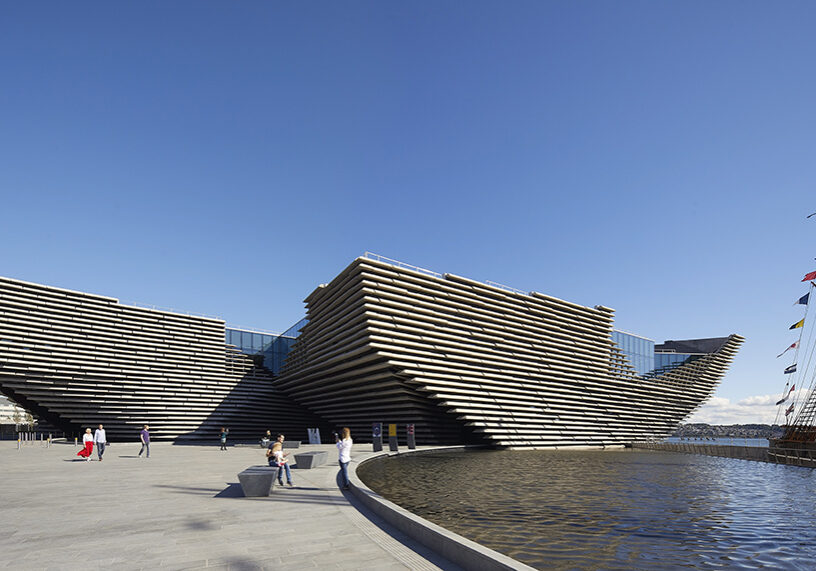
[0,441,460,571]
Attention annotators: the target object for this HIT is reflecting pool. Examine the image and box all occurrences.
[357,449,816,570]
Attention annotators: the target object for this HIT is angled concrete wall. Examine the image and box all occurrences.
[0,276,326,441]
[275,257,744,448]
[0,258,743,448]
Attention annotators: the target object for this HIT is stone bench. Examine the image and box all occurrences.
[237,465,279,497]
[282,441,301,449]
[293,450,329,469]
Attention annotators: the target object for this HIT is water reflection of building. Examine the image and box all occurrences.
[0,255,743,447]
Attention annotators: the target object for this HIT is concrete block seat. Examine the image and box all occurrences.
[282,441,301,449]
[237,465,280,497]
[293,450,329,469]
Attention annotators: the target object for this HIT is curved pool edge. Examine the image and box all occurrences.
[350,446,537,571]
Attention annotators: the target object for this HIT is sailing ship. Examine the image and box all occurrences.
[768,267,816,464]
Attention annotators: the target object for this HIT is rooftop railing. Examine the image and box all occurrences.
[363,252,538,296]
[485,280,530,296]
[363,252,442,279]
[128,301,223,321]
[226,325,285,337]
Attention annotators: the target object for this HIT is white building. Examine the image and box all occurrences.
[0,398,28,424]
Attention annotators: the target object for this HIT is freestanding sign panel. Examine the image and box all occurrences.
[388,423,399,452]
[407,423,416,449]
[372,422,383,452]
[307,428,321,445]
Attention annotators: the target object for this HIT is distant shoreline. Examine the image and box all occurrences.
[674,423,782,439]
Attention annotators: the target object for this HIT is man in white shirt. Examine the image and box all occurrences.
[94,424,107,461]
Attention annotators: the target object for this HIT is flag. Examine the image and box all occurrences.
[803,271,816,282]
[786,403,795,417]
[790,318,805,330]
[777,341,799,358]
[776,384,796,405]
[784,364,797,374]
[797,292,810,305]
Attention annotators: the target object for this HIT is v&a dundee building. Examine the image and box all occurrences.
[0,254,743,448]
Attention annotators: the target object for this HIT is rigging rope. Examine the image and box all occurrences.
[784,282,816,440]
[775,282,813,428]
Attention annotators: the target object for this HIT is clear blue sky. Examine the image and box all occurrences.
[2,2,815,423]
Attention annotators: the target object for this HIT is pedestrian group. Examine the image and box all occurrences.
[74,423,149,461]
[71,423,355,492]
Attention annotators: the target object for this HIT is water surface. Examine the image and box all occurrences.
[358,448,816,570]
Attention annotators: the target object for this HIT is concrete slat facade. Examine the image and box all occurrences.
[0,276,326,441]
[0,257,743,448]
[275,257,744,448]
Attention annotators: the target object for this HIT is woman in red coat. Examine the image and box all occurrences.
[76,428,94,460]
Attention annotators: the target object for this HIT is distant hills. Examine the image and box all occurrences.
[673,423,784,439]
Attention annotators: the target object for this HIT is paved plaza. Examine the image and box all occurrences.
[0,440,460,571]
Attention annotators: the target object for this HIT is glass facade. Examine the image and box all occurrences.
[281,318,308,339]
[613,330,707,378]
[612,331,655,376]
[654,352,702,372]
[226,318,307,375]
[229,320,705,379]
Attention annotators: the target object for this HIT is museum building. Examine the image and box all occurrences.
[0,254,743,447]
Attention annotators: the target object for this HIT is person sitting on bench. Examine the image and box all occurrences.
[266,434,293,487]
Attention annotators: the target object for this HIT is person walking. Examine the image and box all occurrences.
[220,427,229,451]
[336,427,353,490]
[266,434,293,487]
[94,424,107,461]
[76,428,94,461]
[138,424,150,458]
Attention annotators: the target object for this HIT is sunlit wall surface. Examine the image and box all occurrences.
[275,256,744,447]
[226,318,307,374]
[231,321,705,379]
[611,331,655,376]
[0,275,320,441]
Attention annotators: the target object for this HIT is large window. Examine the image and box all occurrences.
[226,318,307,375]
[654,352,701,371]
[612,330,655,376]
